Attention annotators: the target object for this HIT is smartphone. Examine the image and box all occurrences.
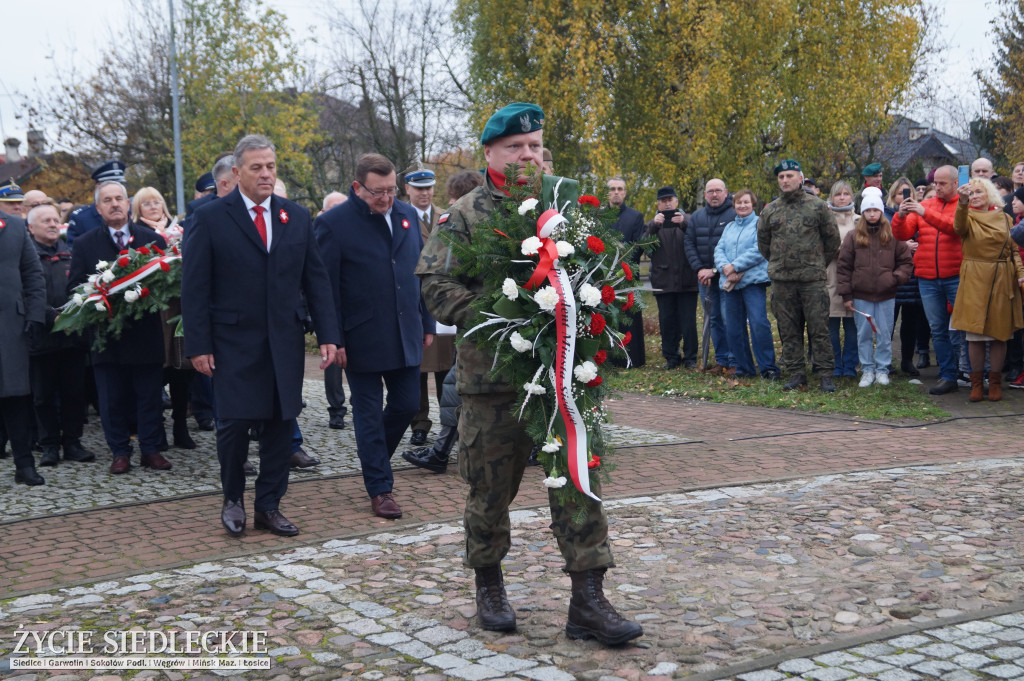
[659,209,679,223]
[958,165,969,186]
[902,187,911,200]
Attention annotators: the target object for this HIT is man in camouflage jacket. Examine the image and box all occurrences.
[758,159,841,392]
[415,103,642,647]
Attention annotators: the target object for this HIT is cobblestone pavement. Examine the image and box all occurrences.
[3,458,1024,680]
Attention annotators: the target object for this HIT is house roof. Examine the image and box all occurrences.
[872,115,991,170]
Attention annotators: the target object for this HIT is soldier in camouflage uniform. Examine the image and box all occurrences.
[758,159,841,393]
[415,103,642,646]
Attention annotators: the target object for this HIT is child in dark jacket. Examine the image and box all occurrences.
[837,187,914,387]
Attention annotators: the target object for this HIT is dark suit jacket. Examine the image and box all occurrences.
[611,204,646,263]
[314,188,435,374]
[181,187,339,420]
[181,192,218,247]
[67,222,167,365]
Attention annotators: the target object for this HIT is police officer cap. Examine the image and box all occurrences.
[195,172,216,193]
[656,186,676,200]
[405,169,436,188]
[773,159,801,175]
[91,160,127,183]
[480,103,545,145]
[0,178,24,202]
[861,162,882,176]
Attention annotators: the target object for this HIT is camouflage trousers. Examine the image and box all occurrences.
[458,391,614,572]
[770,280,834,375]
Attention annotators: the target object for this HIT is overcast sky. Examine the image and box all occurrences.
[0,0,1000,154]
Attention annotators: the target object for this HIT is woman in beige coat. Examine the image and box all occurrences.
[826,181,859,377]
[951,177,1024,401]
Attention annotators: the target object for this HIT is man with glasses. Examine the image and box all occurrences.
[315,153,435,520]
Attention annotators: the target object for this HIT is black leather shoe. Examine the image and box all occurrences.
[782,373,807,391]
[328,414,346,430]
[15,466,45,486]
[196,417,215,432]
[254,509,299,536]
[475,565,516,632]
[402,447,448,473]
[901,359,920,377]
[929,378,959,395]
[63,442,96,462]
[222,499,245,537]
[917,353,931,369]
[40,445,61,467]
[290,448,320,468]
[173,420,197,449]
[409,429,428,447]
[566,568,643,646]
[820,375,836,393]
[526,444,541,467]
[243,459,257,476]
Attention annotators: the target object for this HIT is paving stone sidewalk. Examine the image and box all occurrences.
[3,458,1024,680]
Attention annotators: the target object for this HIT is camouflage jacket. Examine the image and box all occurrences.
[416,176,513,395]
[757,188,840,282]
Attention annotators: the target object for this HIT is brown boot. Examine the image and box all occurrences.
[566,568,643,646]
[988,371,1003,401]
[474,565,516,632]
[969,372,985,402]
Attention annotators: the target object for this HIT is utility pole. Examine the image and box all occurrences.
[169,0,185,215]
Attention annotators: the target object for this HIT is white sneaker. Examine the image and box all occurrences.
[875,373,890,386]
[859,371,875,387]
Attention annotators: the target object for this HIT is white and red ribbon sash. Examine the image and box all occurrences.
[78,254,180,317]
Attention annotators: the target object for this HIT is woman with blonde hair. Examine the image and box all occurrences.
[131,187,172,233]
[952,177,1024,401]
[885,176,930,376]
[825,180,859,377]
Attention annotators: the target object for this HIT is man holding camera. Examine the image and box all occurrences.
[645,186,699,369]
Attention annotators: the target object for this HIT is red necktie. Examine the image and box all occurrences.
[252,206,268,247]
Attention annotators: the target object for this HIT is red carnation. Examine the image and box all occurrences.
[140,287,150,298]
[117,256,129,267]
[621,261,633,280]
[160,261,170,272]
[601,285,615,304]
[588,455,602,469]
[593,350,607,365]
[119,249,129,256]
[153,245,165,256]
[586,376,603,388]
[589,312,606,336]
[586,236,605,254]
[137,246,151,255]
[623,291,635,310]
[622,331,632,346]
[578,195,600,207]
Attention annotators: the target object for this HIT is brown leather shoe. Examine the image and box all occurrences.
[289,448,320,468]
[253,509,299,536]
[109,456,131,474]
[141,452,173,470]
[222,500,245,537]
[371,492,403,519]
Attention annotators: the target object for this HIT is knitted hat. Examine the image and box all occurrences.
[861,186,885,213]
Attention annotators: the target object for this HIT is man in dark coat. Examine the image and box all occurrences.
[183,135,338,538]
[684,178,736,372]
[646,186,699,369]
[315,153,435,520]
[0,207,47,485]
[67,181,170,473]
[606,176,646,367]
[66,160,126,247]
[27,204,95,467]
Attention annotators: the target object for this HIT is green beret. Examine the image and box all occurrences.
[861,162,882,176]
[773,159,801,175]
[480,103,545,145]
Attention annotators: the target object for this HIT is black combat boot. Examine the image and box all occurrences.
[782,373,807,391]
[566,568,643,646]
[474,565,516,632]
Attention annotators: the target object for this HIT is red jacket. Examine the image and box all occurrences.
[891,196,961,279]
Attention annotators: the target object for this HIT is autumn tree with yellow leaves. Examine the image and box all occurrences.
[454,0,926,208]
[982,0,1024,167]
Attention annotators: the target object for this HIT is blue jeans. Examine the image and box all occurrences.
[700,281,732,367]
[829,316,859,376]
[852,298,895,374]
[918,277,963,382]
[723,284,778,376]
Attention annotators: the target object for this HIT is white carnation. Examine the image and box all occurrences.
[555,240,575,258]
[95,260,109,270]
[521,236,543,256]
[574,361,599,384]
[123,289,140,303]
[543,476,568,489]
[578,283,602,307]
[517,197,539,215]
[82,285,95,295]
[524,381,546,395]
[502,278,519,300]
[72,293,84,305]
[542,440,561,453]
[94,303,106,312]
[509,331,533,353]
[88,274,100,285]
[534,286,559,311]
[101,269,115,283]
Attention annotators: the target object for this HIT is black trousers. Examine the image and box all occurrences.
[655,291,698,366]
[92,362,164,458]
[893,303,930,362]
[30,348,87,448]
[323,364,348,418]
[0,395,35,469]
[217,417,291,512]
[611,306,646,368]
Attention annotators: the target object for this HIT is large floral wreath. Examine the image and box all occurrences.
[53,240,183,352]
[445,168,650,521]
